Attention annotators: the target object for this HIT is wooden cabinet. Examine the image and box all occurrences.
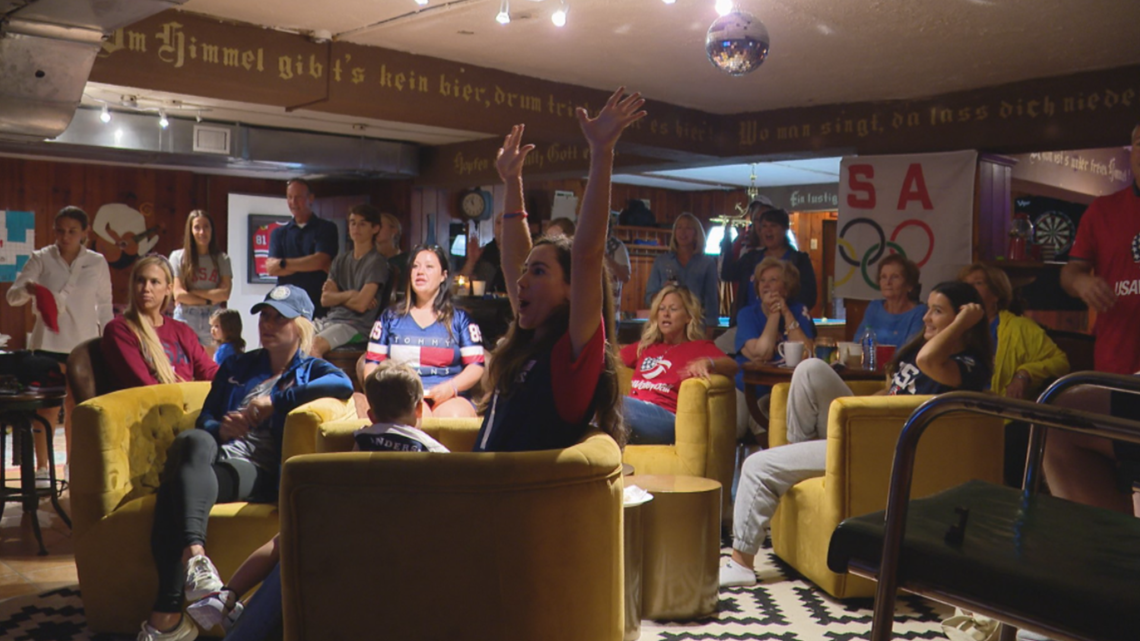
[613,226,671,315]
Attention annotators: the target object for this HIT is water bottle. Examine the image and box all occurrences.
[860,327,877,371]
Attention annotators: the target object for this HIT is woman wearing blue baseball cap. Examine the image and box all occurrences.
[136,284,353,641]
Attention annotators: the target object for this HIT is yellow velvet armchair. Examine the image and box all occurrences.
[70,381,356,634]
[618,367,737,520]
[278,418,625,641]
[766,381,1004,599]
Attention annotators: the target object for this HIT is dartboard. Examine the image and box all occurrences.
[1033,211,1074,257]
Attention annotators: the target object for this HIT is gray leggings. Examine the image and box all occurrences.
[732,359,852,554]
[150,429,276,613]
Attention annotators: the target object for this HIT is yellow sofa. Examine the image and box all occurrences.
[767,381,1004,599]
[279,418,625,641]
[618,367,737,521]
[70,381,355,634]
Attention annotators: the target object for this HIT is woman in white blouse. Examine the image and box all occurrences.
[7,206,113,478]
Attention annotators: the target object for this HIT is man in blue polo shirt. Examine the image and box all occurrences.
[266,178,339,318]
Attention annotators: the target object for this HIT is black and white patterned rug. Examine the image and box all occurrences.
[0,550,949,641]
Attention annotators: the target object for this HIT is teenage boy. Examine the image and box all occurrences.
[311,204,390,358]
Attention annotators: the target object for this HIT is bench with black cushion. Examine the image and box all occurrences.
[828,479,1140,641]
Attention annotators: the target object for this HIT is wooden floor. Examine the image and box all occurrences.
[1,428,77,601]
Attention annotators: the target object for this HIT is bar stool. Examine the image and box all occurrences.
[0,391,71,555]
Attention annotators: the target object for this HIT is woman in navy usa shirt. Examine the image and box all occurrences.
[474,88,646,453]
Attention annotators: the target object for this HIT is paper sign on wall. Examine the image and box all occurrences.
[0,210,35,282]
[552,190,579,222]
[835,151,977,300]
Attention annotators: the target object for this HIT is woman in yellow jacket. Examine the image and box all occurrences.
[962,262,1070,490]
[960,263,1069,398]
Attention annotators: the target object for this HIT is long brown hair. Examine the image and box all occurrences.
[124,256,179,385]
[638,285,705,358]
[480,235,626,447]
[179,210,221,288]
[888,280,993,381]
[397,245,456,341]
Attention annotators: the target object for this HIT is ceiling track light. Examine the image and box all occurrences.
[662,0,675,4]
[496,0,510,24]
[414,0,427,5]
[99,104,111,124]
[158,108,169,129]
[715,0,733,16]
[552,0,568,27]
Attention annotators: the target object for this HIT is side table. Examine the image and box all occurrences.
[0,391,72,555]
[627,474,721,621]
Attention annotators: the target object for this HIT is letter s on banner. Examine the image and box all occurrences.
[847,165,876,208]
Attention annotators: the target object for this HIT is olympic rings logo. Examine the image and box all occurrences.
[836,217,935,290]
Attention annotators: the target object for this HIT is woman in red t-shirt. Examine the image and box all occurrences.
[620,285,738,444]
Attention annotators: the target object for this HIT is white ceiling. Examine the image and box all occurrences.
[181,0,1140,114]
[615,157,841,190]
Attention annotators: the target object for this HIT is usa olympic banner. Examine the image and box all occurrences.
[835,150,977,300]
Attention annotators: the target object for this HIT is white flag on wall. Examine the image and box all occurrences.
[835,150,977,301]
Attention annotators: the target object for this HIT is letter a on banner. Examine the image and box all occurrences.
[834,151,977,300]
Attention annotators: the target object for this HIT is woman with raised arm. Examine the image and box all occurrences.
[721,281,992,588]
[170,210,233,354]
[474,88,645,452]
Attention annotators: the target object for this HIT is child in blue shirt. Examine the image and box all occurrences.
[209,308,245,366]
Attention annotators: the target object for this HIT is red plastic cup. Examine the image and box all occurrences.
[876,344,897,368]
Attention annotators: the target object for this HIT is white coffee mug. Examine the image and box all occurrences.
[472,280,487,296]
[838,341,862,368]
[778,341,805,367]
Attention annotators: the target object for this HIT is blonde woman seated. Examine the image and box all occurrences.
[102,256,218,390]
[620,285,737,444]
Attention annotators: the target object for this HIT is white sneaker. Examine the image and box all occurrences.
[184,555,223,602]
[1015,630,1055,641]
[137,615,198,641]
[719,558,758,588]
[35,468,51,489]
[187,589,243,631]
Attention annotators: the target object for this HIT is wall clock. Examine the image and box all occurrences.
[459,189,493,221]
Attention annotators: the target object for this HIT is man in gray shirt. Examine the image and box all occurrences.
[311,204,390,357]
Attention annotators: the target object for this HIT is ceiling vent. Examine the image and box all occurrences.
[193,125,231,155]
[0,0,188,143]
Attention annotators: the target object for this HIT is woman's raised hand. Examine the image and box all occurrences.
[955,302,986,329]
[495,124,536,183]
[576,87,647,152]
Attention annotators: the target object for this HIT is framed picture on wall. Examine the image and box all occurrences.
[248,214,291,284]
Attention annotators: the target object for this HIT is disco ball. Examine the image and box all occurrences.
[706,10,770,76]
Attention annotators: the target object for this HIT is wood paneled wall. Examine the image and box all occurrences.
[0,156,411,350]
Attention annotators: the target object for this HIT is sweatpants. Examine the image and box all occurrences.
[151,429,276,613]
[732,359,851,555]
